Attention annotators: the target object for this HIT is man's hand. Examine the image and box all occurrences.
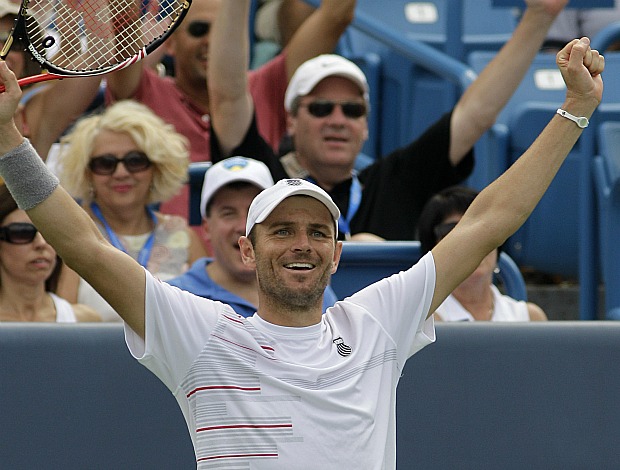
[557,37,605,108]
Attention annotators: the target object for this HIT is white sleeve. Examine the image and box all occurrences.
[125,270,227,393]
[338,252,436,361]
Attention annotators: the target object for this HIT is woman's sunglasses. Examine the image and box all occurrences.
[299,100,367,119]
[0,222,39,244]
[88,151,152,176]
[187,21,211,38]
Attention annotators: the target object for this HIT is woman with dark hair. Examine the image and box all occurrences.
[417,186,547,322]
[0,185,100,322]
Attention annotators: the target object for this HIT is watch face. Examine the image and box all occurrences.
[578,117,589,128]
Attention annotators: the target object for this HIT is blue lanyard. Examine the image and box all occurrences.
[90,202,157,268]
[307,173,362,239]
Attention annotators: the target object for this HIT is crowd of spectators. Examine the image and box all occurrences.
[0,0,601,322]
[0,0,609,467]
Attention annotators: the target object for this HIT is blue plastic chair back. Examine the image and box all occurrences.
[468,52,589,278]
[334,6,476,156]
[335,50,382,160]
[331,241,527,301]
[349,0,517,61]
[187,162,212,226]
[592,121,620,319]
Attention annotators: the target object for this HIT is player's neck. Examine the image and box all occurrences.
[256,295,323,327]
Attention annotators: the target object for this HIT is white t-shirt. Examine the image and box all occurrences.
[125,253,437,469]
[436,284,529,322]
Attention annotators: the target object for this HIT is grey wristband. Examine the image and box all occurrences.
[0,139,59,210]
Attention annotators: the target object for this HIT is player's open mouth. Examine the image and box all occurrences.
[284,262,314,270]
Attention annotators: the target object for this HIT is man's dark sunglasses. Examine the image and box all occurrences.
[433,221,458,243]
[0,222,39,244]
[300,100,367,119]
[187,21,211,38]
[88,151,152,176]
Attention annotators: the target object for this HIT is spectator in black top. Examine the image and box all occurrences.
[209,0,570,240]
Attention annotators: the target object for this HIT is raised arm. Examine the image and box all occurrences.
[449,0,569,164]
[208,0,355,155]
[208,0,254,155]
[432,37,603,314]
[26,77,103,159]
[283,0,355,78]
[0,63,147,337]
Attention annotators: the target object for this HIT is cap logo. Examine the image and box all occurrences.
[285,179,303,186]
[223,157,250,172]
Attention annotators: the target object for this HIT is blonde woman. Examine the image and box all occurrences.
[56,100,206,321]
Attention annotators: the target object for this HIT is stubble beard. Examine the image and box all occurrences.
[256,258,332,312]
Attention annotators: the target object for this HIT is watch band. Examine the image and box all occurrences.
[556,108,589,128]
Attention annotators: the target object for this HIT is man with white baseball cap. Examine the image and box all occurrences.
[209,0,571,241]
[167,157,338,316]
[282,53,370,114]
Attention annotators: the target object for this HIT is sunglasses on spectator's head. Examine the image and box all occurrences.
[0,222,39,244]
[187,21,211,38]
[433,221,458,243]
[300,100,367,119]
[88,151,152,176]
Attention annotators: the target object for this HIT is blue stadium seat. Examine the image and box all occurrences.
[468,52,593,281]
[188,162,212,226]
[331,241,527,302]
[493,0,613,6]
[592,121,620,320]
[336,51,382,160]
[335,12,475,156]
[342,0,517,61]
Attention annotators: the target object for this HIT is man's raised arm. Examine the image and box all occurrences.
[0,62,147,337]
[449,0,569,165]
[431,37,604,315]
[208,0,355,156]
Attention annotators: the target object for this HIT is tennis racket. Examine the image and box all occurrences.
[0,0,191,89]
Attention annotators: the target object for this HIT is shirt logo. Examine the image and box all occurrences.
[333,337,352,357]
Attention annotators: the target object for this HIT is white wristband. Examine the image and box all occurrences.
[556,108,589,128]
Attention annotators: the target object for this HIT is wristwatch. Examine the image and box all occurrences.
[556,108,589,128]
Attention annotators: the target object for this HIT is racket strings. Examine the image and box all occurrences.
[23,0,185,73]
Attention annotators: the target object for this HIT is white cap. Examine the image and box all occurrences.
[246,178,340,237]
[0,0,19,18]
[284,54,370,112]
[200,156,274,219]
